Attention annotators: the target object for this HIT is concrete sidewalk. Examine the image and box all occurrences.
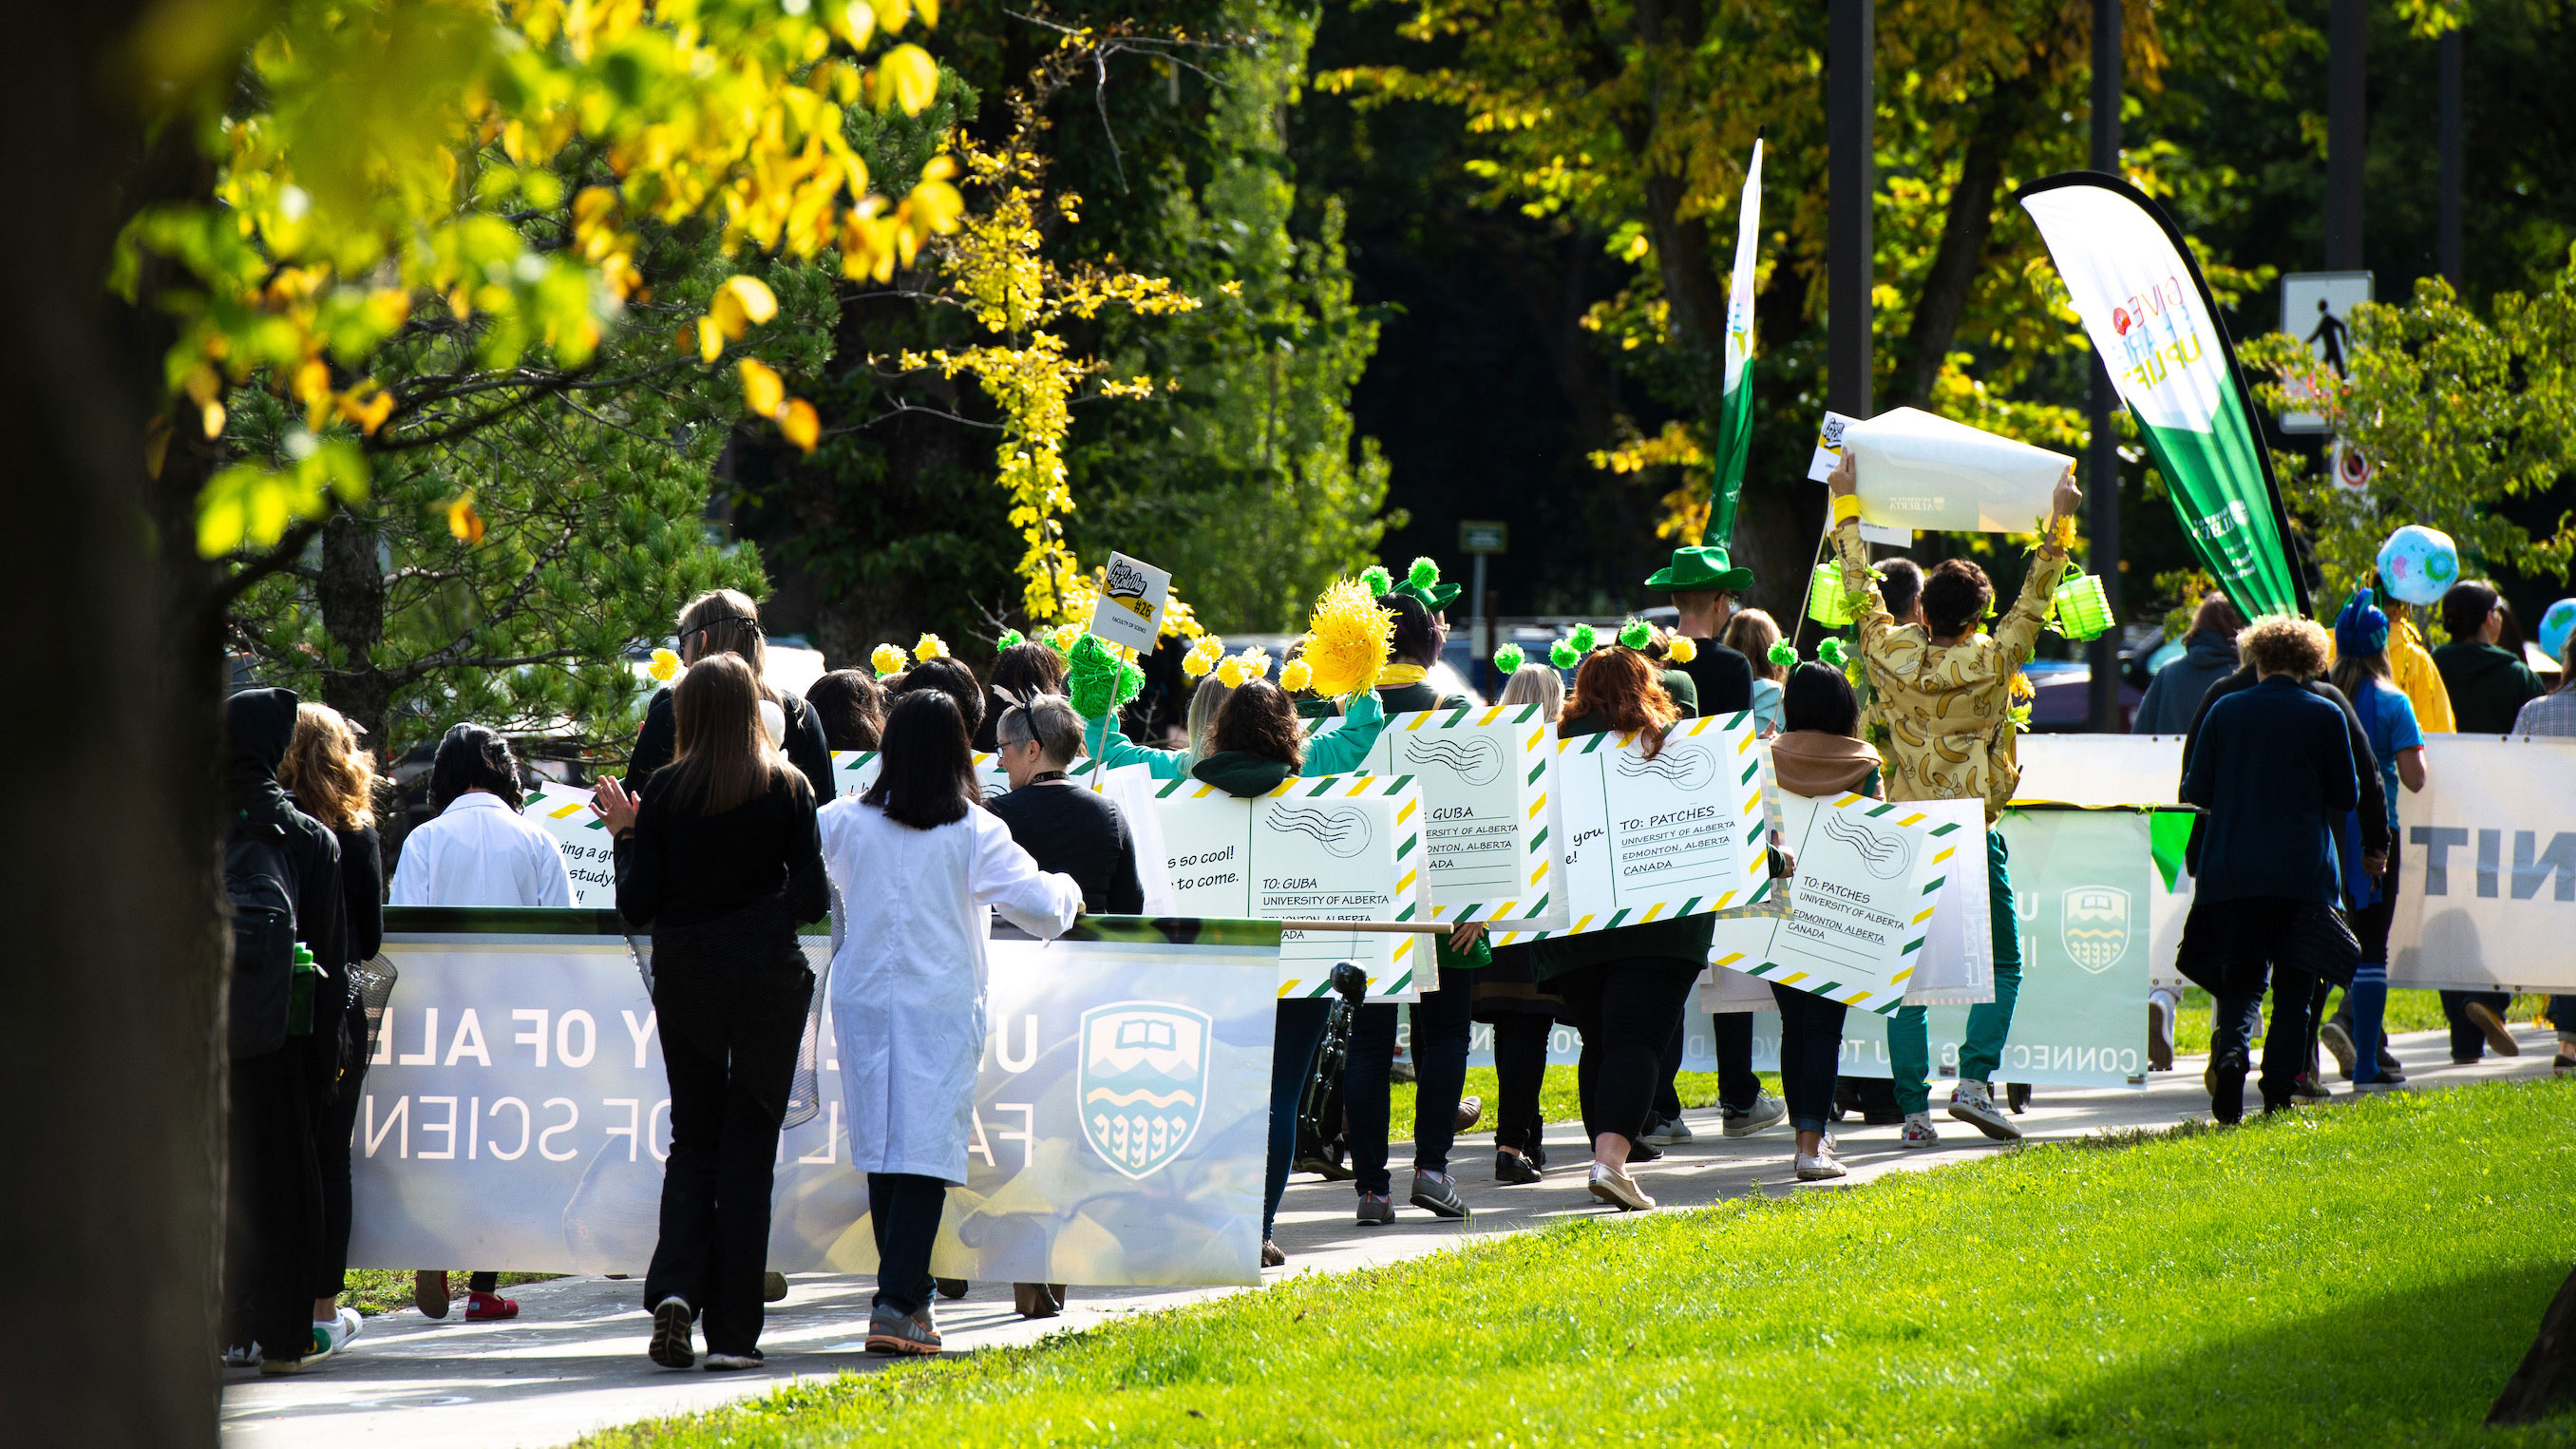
[220,1024,2561,1448]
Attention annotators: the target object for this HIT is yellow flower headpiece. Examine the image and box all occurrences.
[1279,658,1314,693]
[1183,634,1226,680]
[1666,634,1697,664]
[1216,646,1274,689]
[648,647,682,681]
[913,633,949,663]
[869,643,906,678]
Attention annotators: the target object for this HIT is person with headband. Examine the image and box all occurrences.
[2314,589,2426,1095]
[628,589,835,801]
[1824,448,2083,1143]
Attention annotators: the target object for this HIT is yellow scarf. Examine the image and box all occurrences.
[1376,663,1429,689]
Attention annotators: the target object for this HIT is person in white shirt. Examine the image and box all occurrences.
[386,722,571,1323]
[388,724,574,910]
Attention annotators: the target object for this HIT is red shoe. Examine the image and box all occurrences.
[464,1291,520,1322]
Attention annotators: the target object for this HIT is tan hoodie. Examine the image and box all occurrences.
[1770,730,1885,800]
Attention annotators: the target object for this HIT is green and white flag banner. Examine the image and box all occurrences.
[2018,172,2305,618]
[1710,139,1763,546]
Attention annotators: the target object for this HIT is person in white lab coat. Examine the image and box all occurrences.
[388,724,574,911]
[818,691,1081,1357]
[385,722,572,1322]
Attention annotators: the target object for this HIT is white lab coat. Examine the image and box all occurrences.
[388,791,575,907]
[819,799,1081,1183]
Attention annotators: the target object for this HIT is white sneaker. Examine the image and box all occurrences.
[1721,1093,1789,1137]
[1899,1112,1941,1148]
[315,1306,364,1354]
[220,1344,261,1369]
[1946,1079,2022,1141]
[1794,1152,1847,1181]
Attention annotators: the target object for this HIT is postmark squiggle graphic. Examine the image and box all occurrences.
[1404,735,1505,787]
[1612,744,1716,792]
[1820,810,1913,880]
[1266,805,1374,859]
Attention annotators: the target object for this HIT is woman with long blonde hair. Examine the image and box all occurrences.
[277,703,384,1356]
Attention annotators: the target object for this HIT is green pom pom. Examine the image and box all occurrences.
[1768,639,1798,670]
[1818,638,1850,671]
[1568,622,1598,654]
[1549,639,1581,671]
[1493,642,1525,676]
[995,629,1025,652]
[1360,564,1392,598]
[1618,618,1652,651]
[1407,557,1441,590]
[1116,658,1146,711]
[1066,634,1132,718]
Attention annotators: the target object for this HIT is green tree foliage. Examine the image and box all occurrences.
[2243,260,2576,609]
[223,231,826,754]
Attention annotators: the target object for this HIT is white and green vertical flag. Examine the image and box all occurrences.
[2017,174,2306,617]
[1709,139,1762,547]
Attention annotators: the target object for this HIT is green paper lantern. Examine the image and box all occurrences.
[1805,561,1855,628]
[2054,572,2114,641]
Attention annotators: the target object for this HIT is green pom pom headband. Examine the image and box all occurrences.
[1493,641,1525,676]
[1767,639,1798,670]
[1817,638,1851,671]
[1617,618,1652,651]
[1548,638,1581,670]
[995,628,1026,652]
[1360,564,1393,597]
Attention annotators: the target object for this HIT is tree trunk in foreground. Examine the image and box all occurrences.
[2490,1264,2576,1425]
[0,5,227,1446]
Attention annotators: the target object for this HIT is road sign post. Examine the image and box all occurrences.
[1459,521,1507,666]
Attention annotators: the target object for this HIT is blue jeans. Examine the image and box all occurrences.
[1263,999,1333,1240]
[1344,964,1476,1194]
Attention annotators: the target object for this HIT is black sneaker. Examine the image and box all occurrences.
[2289,1072,2330,1101]
[1494,1149,1542,1185]
[649,1296,694,1369]
[1625,1137,1663,1163]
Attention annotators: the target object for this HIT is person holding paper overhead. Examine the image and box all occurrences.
[1825,448,2083,1142]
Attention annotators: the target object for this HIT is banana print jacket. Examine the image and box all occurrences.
[1832,518,2068,827]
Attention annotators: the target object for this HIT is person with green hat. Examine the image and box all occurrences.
[1638,544,1785,1147]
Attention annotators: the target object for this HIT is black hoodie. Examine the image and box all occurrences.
[226,689,348,1060]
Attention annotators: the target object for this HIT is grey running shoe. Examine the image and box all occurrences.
[2320,1020,2358,1079]
[1721,1093,1788,1138]
[1409,1170,1468,1219]
[1355,1192,1395,1226]
[1639,1115,1695,1146]
[865,1304,941,1357]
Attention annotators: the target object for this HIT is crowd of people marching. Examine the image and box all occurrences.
[217,452,2574,1375]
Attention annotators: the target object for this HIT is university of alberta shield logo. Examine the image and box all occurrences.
[2062,887,2131,973]
[1079,1003,1212,1180]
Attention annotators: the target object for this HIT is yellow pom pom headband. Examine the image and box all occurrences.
[870,643,906,678]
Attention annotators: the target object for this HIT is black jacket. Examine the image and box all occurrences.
[627,686,836,803]
[2181,676,2359,906]
[1376,679,1473,715]
[614,769,829,931]
[225,689,348,1058]
[2181,667,2387,863]
[988,782,1146,913]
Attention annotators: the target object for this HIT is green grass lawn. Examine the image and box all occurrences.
[580,1077,2576,1448]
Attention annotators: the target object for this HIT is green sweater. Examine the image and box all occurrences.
[1081,690,1389,781]
[1527,710,1717,982]
[2431,640,2547,734]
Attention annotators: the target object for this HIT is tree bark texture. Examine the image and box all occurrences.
[1887,67,2045,410]
[318,512,394,737]
[0,4,228,1445]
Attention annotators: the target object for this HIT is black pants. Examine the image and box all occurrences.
[1652,1011,1760,1119]
[1490,1016,1553,1155]
[641,955,811,1356]
[2440,989,2515,1061]
[1345,965,1475,1192]
[1263,999,1333,1239]
[2210,968,2319,1122]
[867,1172,949,1318]
[1552,958,1704,1147]
[225,1043,321,1360]
[1770,983,1850,1135]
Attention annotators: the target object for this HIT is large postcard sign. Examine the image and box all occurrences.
[521,782,617,909]
[1363,705,1563,927]
[1148,774,1430,1001]
[1499,714,1774,946]
[350,912,1280,1287]
[1729,793,1954,1016]
[832,748,1013,803]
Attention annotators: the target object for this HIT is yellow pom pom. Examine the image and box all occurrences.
[870,643,906,677]
[1239,646,1273,679]
[1302,578,1396,698]
[913,633,949,662]
[648,647,681,681]
[1279,658,1314,693]
[1216,657,1251,689]
[1667,634,1696,664]
[1183,651,1213,680]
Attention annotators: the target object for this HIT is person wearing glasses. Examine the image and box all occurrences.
[627,590,834,801]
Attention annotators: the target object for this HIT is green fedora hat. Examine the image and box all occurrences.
[1644,543,1754,593]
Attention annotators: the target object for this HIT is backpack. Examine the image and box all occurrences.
[224,815,300,1058]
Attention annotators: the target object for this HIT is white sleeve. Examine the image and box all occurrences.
[532,826,575,908]
[388,831,428,906]
[969,811,1082,940]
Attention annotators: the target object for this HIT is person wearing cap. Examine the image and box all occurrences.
[1639,545,1786,1146]
[1824,449,2084,1142]
[2317,589,2426,1093]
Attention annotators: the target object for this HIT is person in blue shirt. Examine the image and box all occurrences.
[2177,617,2359,1123]
[2319,590,2428,1092]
